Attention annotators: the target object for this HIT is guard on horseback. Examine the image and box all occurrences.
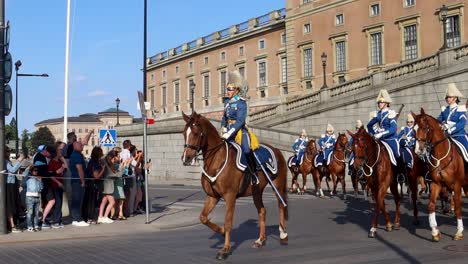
[437,82,468,162]
[398,114,416,168]
[291,129,308,173]
[367,89,400,165]
[315,124,336,171]
[221,70,260,180]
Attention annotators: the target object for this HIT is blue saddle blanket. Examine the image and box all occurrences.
[228,142,278,175]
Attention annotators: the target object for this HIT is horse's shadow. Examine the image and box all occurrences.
[208,219,279,253]
[148,191,201,223]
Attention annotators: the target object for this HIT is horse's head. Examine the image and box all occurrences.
[347,127,374,170]
[335,133,349,151]
[412,108,445,158]
[181,111,207,166]
[306,139,317,156]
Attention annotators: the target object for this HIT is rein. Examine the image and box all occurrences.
[416,121,453,173]
[200,141,229,180]
[332,142,347,163]
[355,140,381,177]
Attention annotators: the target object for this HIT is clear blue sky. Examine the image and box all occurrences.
[6,0,284,133]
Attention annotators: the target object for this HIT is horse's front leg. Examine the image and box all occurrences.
[379,184,393,232]
[453,185,464,241]
[389,178,401,230]
[428,183,442,242]
[369,186,380,238]
[301,171,308,194]
[200,196,223,235]
[252,186,267,248]
[289,170,297,193]
[216,193,236,260]
[331,173,337,197]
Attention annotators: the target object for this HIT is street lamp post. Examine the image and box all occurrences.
[321,52,328,89]
[440,4,449,50]
[115,97,121,126]
[189,80,195,113]
[14,60,49,157]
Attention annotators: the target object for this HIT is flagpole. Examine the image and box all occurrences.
[63,0,71,141]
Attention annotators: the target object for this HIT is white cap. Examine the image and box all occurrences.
[445,82,464,98]
[376,89,392,103]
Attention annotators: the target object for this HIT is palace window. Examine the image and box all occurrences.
[303,48,312,78]
[404,24,418,60]
[446,15,461,48]
[258,61,267,87]
[335,41,346,72]
[371,32,383,65]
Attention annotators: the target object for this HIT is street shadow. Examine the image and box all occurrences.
[331,193,468,263]
[208,219,280,254]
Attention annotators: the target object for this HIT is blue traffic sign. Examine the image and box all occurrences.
[99,129,117,147]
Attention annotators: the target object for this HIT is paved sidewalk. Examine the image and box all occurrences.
[0,184,223,244]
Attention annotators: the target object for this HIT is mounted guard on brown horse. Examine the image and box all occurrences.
[288,137,318,194]
[327,133,350,197]
[181,71,289,260]
[411,82,468,242]
[348,89,402,238]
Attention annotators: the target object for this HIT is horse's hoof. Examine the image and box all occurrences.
[413,219,420,226]
[216,251,229,260]
[386,224,393,232]
[368,231,376,238]
[453,233,464,241]
[432,232,441,242]
[252,239,266,248]
[394,223,401,230]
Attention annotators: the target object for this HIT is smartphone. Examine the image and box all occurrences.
[148,159,152,163]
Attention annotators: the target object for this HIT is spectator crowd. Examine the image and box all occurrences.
[3,130,149,233]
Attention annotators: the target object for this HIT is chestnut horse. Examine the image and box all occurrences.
[328,133,349,197]
[181,112,289,259]
[287,139,318,194]
[348,127,401,238]
[412,109,468,241]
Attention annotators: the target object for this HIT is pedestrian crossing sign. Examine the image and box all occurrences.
[99,129,117,147]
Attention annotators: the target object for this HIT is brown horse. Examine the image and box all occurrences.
[412,109,468,241]
[328,133,349,197]
[181,112,289,259]
[287,139,318,194]
[347,127,401,238]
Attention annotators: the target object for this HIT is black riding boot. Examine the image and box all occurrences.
[246,152,259,185]
[396,157,406,184]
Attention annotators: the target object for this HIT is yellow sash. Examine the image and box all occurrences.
[235,128,260,151]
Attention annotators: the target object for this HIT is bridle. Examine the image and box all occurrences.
[304,141,317,163]
[183,119,225,160]
[414,117,452,170]
[333,136,348,163]
[353,135,381,177]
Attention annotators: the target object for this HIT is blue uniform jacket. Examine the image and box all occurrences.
[398,126,416,148]
[367,108,400,161]
[293,137,308,153]
[221,95,248,139]
[367,109,398,140]
[437,104,468,161]
[437,104,467,136]
[315,133,336,166]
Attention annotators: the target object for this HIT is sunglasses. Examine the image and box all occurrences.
[226,87,236,92]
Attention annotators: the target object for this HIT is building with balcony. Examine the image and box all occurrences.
[147,0,466,120]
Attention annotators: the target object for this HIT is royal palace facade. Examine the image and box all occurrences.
[146,0,467,120]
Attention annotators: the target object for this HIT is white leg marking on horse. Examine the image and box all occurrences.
[429,212,439,235]
[320,189,324,197]
[370,227,377,232]
[279,226,288,239]
[183,127,192,161]
[457,218,464,234]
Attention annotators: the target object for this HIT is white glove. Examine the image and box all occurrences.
[299,145,305,150]
[374,132,383,139]
[442,123,451,131]
[222,133,230,140]
[221,127,227,133]
[326,143,333,148]
[377,128,385,133]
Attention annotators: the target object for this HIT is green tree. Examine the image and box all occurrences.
[5,118,17,142]
[21,129,31,157]
[30,127,55,151]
